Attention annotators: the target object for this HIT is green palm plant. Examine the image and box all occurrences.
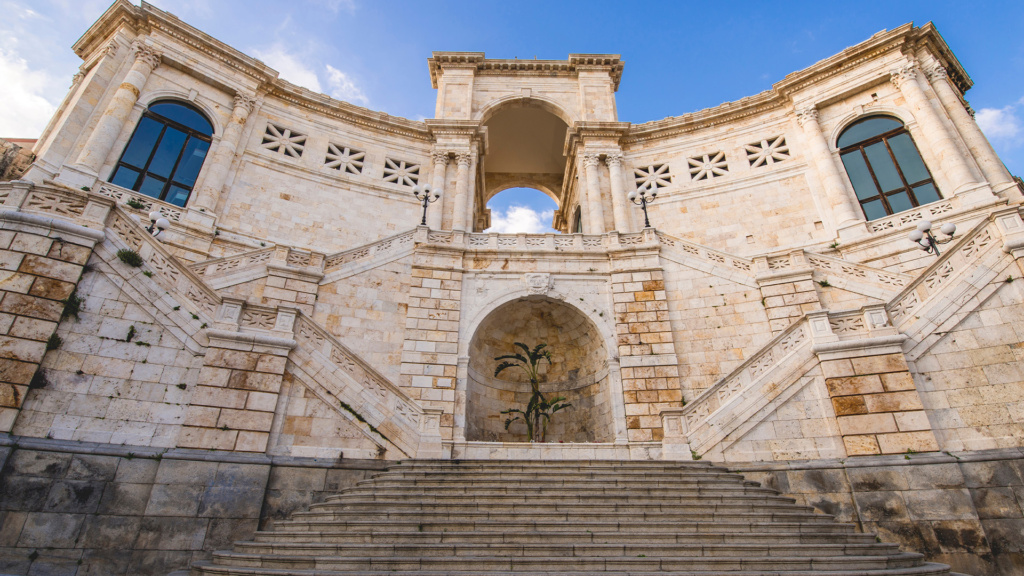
[495,342,571,442]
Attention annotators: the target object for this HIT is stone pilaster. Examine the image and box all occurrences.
[179,326,295,452]
[583,154,606,234]
[75,40,161,174]
[754,251,821,334]
[890,63,977,194]
[428,151,449,230]
[260,247,324,316]
[193,92,256,212]
[451,153,471,231]
[926,66,1016,197]
[0,210,105,432]
[606,153,631,233]
[796,107,861,229]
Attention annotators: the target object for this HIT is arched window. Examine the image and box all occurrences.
[572,206,583,233]
[838,116,941,221]
[109,101,213,207]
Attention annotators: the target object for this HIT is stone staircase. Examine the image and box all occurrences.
[189,460,958,575]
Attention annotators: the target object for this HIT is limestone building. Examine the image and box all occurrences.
[1,1,1024,574]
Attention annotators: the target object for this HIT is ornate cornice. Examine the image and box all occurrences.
[428,52,623,90]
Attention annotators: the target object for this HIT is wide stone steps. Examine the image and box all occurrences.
[189,460,956,575]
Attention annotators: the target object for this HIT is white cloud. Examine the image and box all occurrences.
[0,48,59,136]
[325,64,368,106]
[488,205,555,234]
[252,44,323,93]
[976,98,1024,145]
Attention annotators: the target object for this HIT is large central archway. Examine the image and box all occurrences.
[466,296,615,443]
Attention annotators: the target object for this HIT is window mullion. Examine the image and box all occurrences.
[160,135,191,202]
[882,136,917,207]
[858,146,894,215]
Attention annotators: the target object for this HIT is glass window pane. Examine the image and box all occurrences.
[138,175,166,199]
[147,128,187,178]
[119,117,163,168]
[841,151,880,200]
[165,185,191,207]
[888,133,930,184]
[862,199,888,221]
[109,166,140,189]
[913,183,941,205]
[837,116,903,148]
[886,191,913,213]
[149,103,213,135]
[864,142,903,193]
[171,138,210,187]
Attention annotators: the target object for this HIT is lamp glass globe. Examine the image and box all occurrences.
[916,220,932,232]
[940,222,956,236]
[908,230,924,242]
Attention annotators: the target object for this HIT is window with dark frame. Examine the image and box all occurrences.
[572,206,583,233]
[838,116,942,221]
[108,101,214,208]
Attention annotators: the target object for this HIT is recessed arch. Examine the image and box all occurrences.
[828,106,914,151]
[139,91,224,137]
[478,94,577,126]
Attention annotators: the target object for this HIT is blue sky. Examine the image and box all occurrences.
[2,0,1023,233]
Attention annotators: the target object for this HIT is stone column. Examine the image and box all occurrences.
[193,93,256,211]
[75,40,161,174]
[796,107,861,228]
[606,153,631,232]
[926,66,1014,189]
[583,154,606,234]
[428,151,449,230]
[451,153,471,231]
[890,63,976,193]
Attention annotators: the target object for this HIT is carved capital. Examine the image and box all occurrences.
[455,152,472,167]
[889,63,918,89]
[431,151,450,166]
[605,153,624,168]
[795,107,819,127]
[582,153,602,168]
[70,71,85,89]
[103,41,120,57]
[233,93,257,114]
[926,65,948,81]
[130,40,162,72]
[966,104,976,119]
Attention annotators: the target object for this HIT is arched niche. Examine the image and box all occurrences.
[466,296,614,443]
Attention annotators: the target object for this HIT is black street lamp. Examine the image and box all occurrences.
[908,220,956,257]
[412,184,441,227]
[628,185,658,229]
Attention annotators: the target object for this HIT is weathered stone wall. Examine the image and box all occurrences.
[734,449,1024,576]
[0,438,383,576]
[0,140,35,182]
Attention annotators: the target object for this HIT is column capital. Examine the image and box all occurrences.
[432,151,451,166]
[455,152,472,167]
[795,107,819,127]
[889,62,919,89]
[582,153,602,168]
[103,41,120,57]
[130,40,162,72]
[605,153,624,168]
[233,93,257,114]
[926,65,948,81]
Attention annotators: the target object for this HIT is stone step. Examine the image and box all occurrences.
[303,500,820,515]
[229,541,902,558]
[251,528,875,545]
[358,477,770,490]
[325,489,795,504]
[256,520,859,537]
[371,470,751,482]
[192,562,957,576]
[205,551,927,572]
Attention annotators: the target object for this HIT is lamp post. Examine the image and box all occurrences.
[908,220,956,256]
[628,185,658,229]
[146,211,169,238]
[412,184,441,227]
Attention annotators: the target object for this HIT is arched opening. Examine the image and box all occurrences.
[480,102,570,230]
[837,115,941,220]
[484,187,559,233]
[466,297,614,443]
[109,100,214,207]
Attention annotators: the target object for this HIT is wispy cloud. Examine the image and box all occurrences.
[0,47,60,136]
[326,64,368,106]
[976,97,1024,146]
[252,43,323,92]
[488,205,555,234]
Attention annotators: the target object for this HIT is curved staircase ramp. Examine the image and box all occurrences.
[189,460,954,575]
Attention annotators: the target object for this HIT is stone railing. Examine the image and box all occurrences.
[656,231,754,273]
[289,314,441,458]
[887,214,1003,327]
[866,198,957,233]
[464,232,607,251]
[96,181,184,222]
[804,252,911,292]
[323,228,416,272]
[107,207,221,318]
[189,247,275,277]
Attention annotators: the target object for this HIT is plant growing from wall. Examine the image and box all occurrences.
[495,342,571,442]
